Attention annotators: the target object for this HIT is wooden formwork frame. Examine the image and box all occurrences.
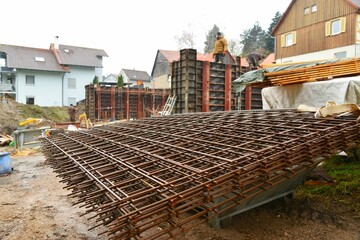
[85,85,169,122]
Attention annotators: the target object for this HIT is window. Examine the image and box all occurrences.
[68,78,76,89]
[26,75,35,85]
[281,31,297,47]
[304,7,310,15]
[326,18,346,36]
[26,97,35,105]
[332,19,341,35]
[334,51,347,59]
[311,4,317,12]
[285,34,293,46]
[0,58,5,67]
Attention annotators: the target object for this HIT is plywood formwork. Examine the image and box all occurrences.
[42,109,360,240]
[171,49,250,113]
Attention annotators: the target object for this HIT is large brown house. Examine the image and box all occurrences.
[272,0,360,63]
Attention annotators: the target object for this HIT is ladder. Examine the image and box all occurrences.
[160,95,176,116]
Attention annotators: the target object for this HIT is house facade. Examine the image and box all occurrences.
[0,43,108,106]
[119,69,151,88]
[272,0,360,63]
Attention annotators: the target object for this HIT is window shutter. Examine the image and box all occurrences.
[292,31,297,45]
[340,17,346,32]
[325,21,331,36]
[281,34,285,47]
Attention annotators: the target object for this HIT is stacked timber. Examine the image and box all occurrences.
[261,58,360,87]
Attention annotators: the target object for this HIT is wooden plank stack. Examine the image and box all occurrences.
[255,58,360,87]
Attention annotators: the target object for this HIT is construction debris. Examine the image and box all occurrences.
[0,134,13,146]
[41,109,360,240]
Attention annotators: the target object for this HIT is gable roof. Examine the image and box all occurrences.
[272,0,360,35]
[0,44,67,72]
[259,53,275,67]
[121,69,150,81]
[157,49,239,65]
[51,44,108,68]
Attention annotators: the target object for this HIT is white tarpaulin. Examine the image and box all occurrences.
[261,76,360,109]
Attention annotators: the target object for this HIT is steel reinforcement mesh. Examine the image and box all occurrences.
[42,109,360,240]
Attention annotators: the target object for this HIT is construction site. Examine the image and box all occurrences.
[1,44,360,240]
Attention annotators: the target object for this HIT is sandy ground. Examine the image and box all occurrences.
[1,151,359,240]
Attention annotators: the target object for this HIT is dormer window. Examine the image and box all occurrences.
[64,49,69,53]
[35,57,45,62]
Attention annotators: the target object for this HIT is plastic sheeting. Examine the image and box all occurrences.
[261,76,360,109]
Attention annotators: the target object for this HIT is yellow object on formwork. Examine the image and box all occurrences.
[18,118,43,127]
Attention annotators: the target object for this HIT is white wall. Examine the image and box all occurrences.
[63,66,95,106]
[276,44,360,63]
[16,70,63,106]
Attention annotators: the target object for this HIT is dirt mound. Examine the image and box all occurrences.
[0,100,22,134]
[0,101,84,135]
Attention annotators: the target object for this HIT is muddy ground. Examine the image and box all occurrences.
[0,151,359,240]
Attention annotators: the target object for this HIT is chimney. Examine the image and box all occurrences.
[54,36,59,49]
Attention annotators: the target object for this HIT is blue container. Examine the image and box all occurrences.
[0,152,12,175]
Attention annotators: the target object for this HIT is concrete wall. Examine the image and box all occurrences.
[276,44,360,63]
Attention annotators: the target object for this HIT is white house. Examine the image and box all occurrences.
[119,68,151,88]
[0,43,108,106]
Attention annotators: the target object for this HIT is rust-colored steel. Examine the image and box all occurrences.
[42,109,360,240]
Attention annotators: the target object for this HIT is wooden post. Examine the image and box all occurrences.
[110,86,115,120]
[245,86,252,110]
[225,64,232,111]
[137,88,141,119]
[96,85,101,120]
[202,61,210,112]
[126,89,130,121]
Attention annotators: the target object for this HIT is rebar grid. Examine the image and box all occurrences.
[42,109,360,239]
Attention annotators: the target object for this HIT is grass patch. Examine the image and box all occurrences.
[297,154,360,211]
[17,104,70,123]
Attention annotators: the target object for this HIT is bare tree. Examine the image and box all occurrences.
[228,39,241,56]
[175,30,195,49]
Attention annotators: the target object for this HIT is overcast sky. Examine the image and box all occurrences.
[1,0,292,76]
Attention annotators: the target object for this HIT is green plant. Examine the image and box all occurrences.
[117,74,124,88]
[93,76,99,85]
